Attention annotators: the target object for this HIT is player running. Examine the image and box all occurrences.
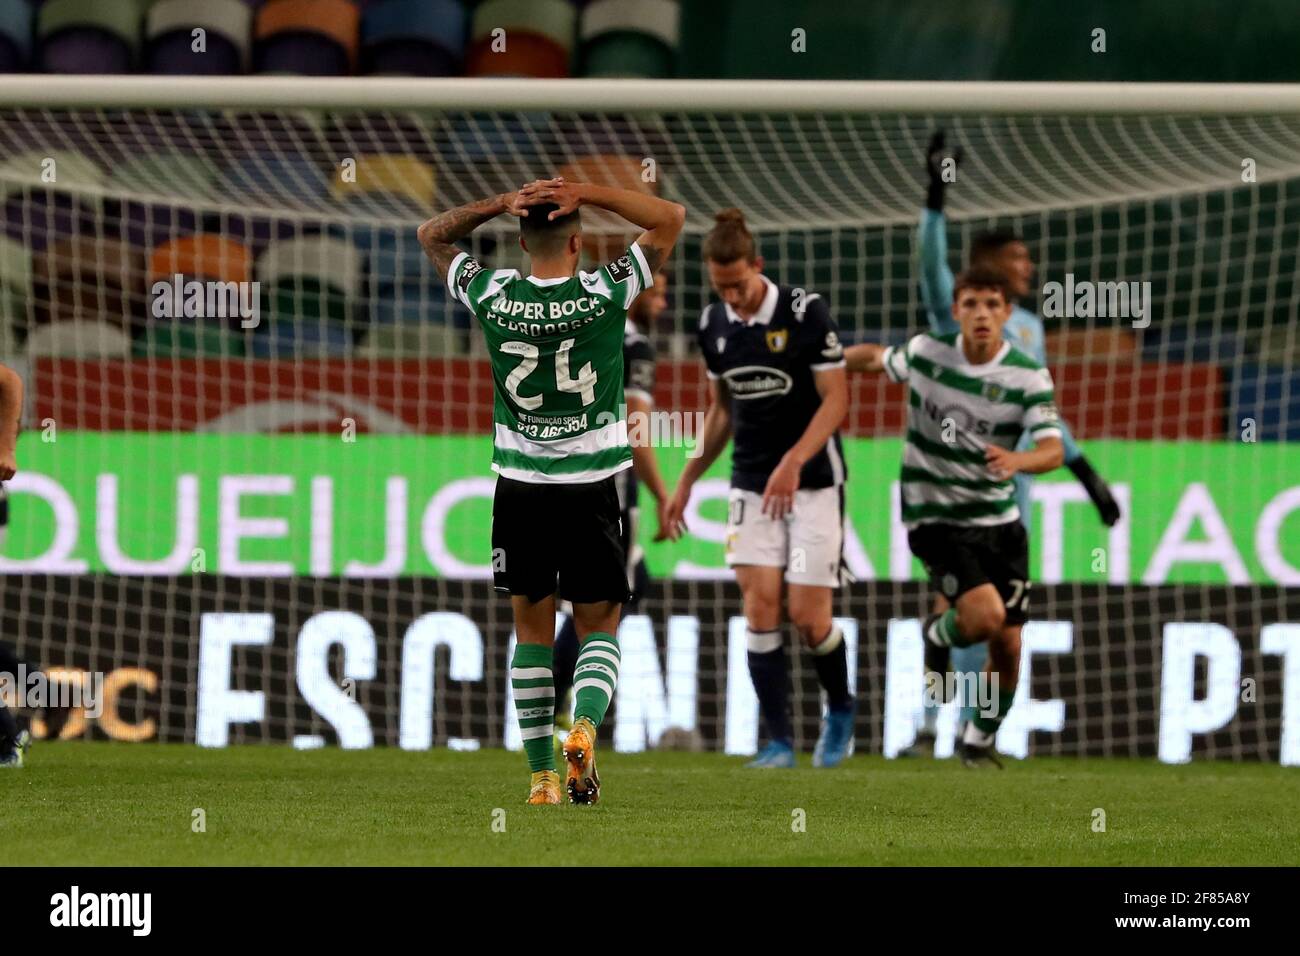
[552,272,680,737]
[846,267,1065,767]
[904,131,1121,756]
[420,178,685,805]
[665,208,855,769]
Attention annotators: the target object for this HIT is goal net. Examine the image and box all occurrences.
[0,78,1296,763]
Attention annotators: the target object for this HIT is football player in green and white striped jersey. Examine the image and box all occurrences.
[419,178,685,805]
[846,267,1064,767]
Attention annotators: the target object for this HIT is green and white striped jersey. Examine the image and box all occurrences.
[447,243,652,484]
[881,331,1062,528]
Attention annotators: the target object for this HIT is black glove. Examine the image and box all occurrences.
[925,129,962,212]
[1068,455,1121,527]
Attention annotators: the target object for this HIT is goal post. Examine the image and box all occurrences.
[0,77,1297,762]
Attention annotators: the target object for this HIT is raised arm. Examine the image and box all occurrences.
[515,179,686,275]
[417,190,527,281]
[918,131,960,335]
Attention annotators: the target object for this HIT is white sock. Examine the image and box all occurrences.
[963,721,996,748]
[810,623,843,655]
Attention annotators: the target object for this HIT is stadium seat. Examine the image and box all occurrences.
[118,202,203,256]
[258,234,362,296]
[251,317,353,357]
[255,234,361,354]
[435,112,549,185]
[360,0,465,76]
[109,151,222,200]
[0,149,107,250]
[216,153,331,207]
[466,0,574,77]
[0,149,107,204]
[149,234,254,288]
[144,233,255,355]
[133,322,248,358]
[200,212,301,252]
[30,235,145,328]
[0,0,34,71]
[254,0,359,76]
[146,0,252,75]
[362,228,430,289]
[36,0,142,74]
[580,0,679,78]
[1228,364,1300,441]
[25,318,133,358]
[110,151,220,247]
[331,153,435,217]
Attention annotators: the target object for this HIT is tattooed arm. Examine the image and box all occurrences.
[513,179,686,275]
[417,191,525,281]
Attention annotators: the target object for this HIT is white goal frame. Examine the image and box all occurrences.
[1,75,1299,114]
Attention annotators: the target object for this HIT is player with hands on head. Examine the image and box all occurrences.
[419,175,685,805]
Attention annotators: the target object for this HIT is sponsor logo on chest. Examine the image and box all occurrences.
[722,365,794,399]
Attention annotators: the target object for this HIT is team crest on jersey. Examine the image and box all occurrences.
[765,329,788,353]
[982,382,1007,402]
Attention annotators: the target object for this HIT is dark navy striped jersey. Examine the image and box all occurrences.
[697,277,847,493]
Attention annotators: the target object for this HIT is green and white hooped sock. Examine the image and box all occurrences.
[511,642,556,773]
[925,608,977,649]
[572,631,621,730]
[970,687,1018,740]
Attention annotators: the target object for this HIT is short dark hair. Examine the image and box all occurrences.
[952,267,1012,304]
[970,229,1022,264]
[519,203,581,256]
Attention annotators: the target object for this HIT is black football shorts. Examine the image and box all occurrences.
[491,475,631,605]
[908,519,1032,625]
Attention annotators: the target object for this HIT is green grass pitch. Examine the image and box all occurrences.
[3,742,1296,866]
